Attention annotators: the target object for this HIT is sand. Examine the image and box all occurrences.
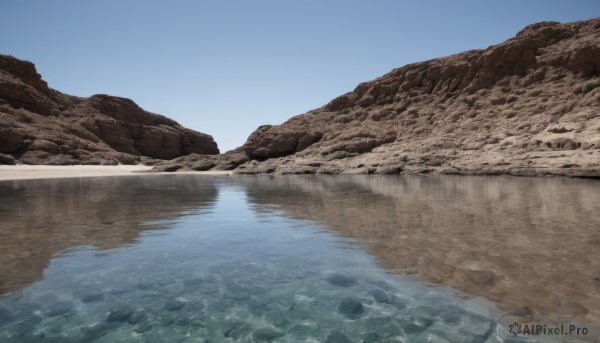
[0,165,232,181]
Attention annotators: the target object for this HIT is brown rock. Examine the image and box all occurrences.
[296,132,322,151]
[0,55,218,165]
[158,17,600,177]
[0,152,16,165]
[0,127,25,154]
[153,151,249,172]
[30,139,60,154]
[243,126,308,158]
[549,138,579,150]
[325,94,353,111]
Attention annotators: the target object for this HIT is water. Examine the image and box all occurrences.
[0,175,598,342]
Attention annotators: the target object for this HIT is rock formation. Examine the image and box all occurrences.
[155,18,600,177]
[0,55,218,165]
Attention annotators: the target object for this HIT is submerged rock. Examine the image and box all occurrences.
[106,305,133,322]
[327,274,358,287]
[252,327,285,341]
[368,289,391,304]
[392,296,408,310]
[164,299,186,311]
[134,321,153,334]
[80,322,113,341]
[159,313,175,326]
[338,297,364,318]
[80,291,105,303]
[223,322,250,340]
[397,316,433,334]
[127,310,147,324]
[44,300,72,317]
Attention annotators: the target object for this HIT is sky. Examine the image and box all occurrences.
[2,1,599,152]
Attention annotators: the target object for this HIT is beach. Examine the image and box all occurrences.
[0,165,232,181]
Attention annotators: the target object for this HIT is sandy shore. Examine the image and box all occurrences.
[0,165,232,181]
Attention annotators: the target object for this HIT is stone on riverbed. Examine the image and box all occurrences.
[397,316,434,334]
[338,297,364,318]
[44,301,73,317]
[252,327,285,341]
[164,299,186,311]
[369,289,391,303]
[80,291,105,303]
[106,305,133,322]
[127,310,146,324]
[327,274,357,287]
[134,321,153,334]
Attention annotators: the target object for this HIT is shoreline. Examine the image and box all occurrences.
[1,164,598,182]
[0,165,232,181]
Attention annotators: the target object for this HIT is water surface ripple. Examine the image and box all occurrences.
[0,175,598,342]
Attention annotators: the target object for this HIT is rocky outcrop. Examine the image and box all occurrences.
[153,149,249,172]
[0,55,218,165]
[155,18,600,177]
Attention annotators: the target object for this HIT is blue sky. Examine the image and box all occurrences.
[2,1,599,151]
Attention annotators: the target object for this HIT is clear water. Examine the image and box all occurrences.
[0,175,598,342]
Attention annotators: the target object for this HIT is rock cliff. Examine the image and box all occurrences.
[156,18,600,177]
[0,55,218,165]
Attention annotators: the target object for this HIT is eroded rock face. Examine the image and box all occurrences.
[153,150,249,172]
[157,17,600,177]
[0,55,218,165]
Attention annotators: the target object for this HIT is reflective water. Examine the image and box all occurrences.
[0,175,598,342]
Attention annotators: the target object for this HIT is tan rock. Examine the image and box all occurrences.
[0,55,219,165]
[160,17,600,177]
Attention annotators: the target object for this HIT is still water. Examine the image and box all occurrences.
[0,175,598,342]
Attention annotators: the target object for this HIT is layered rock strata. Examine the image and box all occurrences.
[0,55,218,165]
[156,18,600,177]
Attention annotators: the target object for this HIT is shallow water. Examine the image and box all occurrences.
[0,175,598,342]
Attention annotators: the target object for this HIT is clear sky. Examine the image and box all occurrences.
[2,1,599,151]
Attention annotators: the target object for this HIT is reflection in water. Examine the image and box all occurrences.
[0,176,218,294]
[0,175,598,342]
[243,175,600,327]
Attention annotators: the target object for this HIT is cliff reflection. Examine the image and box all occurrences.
[242,175,600,325]
[0,175,218,294]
